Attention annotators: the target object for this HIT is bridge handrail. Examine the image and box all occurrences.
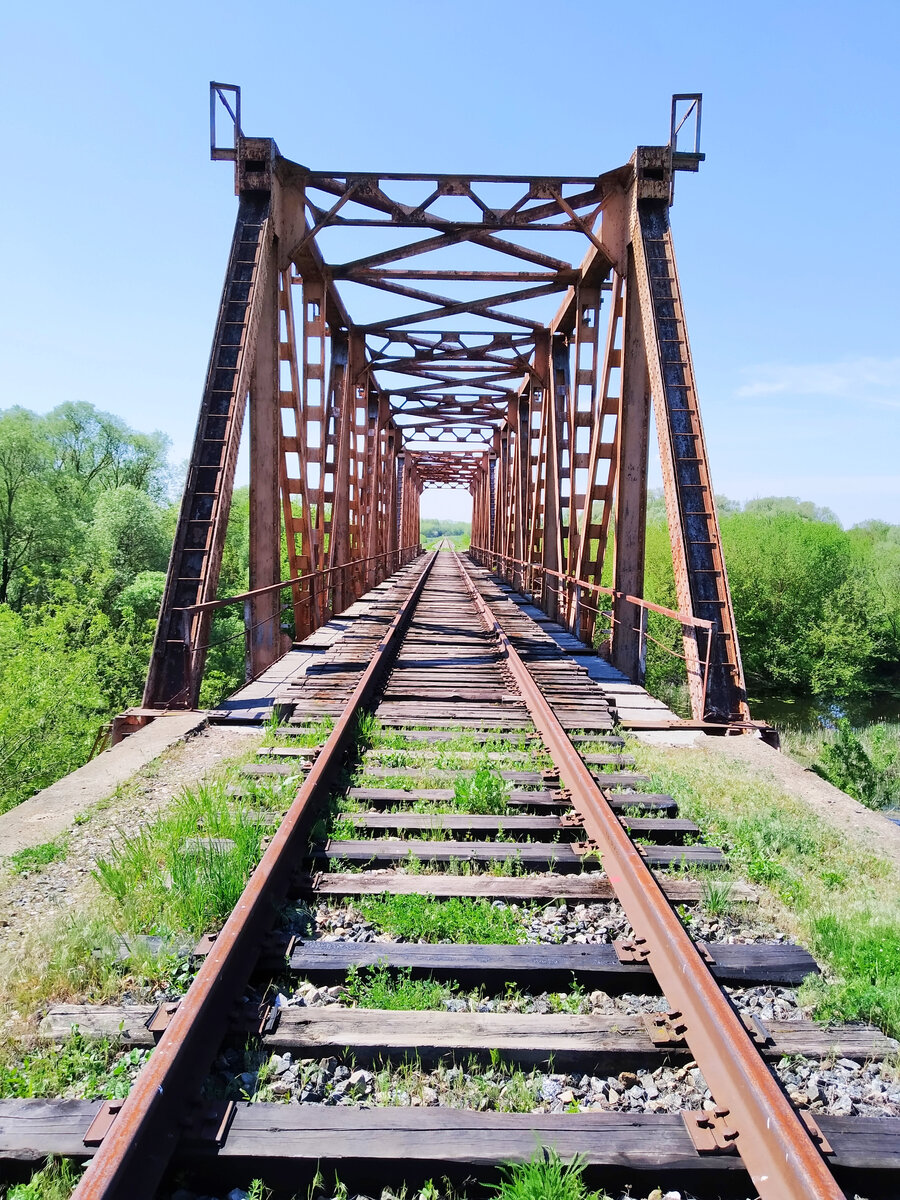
[468,546,713,630]
[468,544,713,716]
[176,545,423,615]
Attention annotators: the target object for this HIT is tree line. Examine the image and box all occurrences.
[0,404,249,813]
[641,492,900,705]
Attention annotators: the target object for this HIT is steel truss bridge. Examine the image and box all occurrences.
[143,86,749,726]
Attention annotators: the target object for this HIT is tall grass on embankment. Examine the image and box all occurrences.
[780,719,900,809]
[628,738,900,1040]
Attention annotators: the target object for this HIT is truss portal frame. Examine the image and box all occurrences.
[144,88,749,723]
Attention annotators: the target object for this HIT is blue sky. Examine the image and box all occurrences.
[2,0,898,527]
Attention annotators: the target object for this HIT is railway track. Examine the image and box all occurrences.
[4,550,900,1199]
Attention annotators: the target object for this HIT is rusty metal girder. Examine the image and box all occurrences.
[146,87,749,729]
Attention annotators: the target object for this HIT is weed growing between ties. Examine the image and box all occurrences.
[357,895,529,943]
[0,1030,150,1100]
[213,1159,616,1200]
[5,838,68,874]
[453,764,510,814]
[344,963,449,1010]
[260,714,334,749]
[6,1156,83,1199]
[330,963,589,1015]
[628,738,900,1038]
[491,1151,611,1200]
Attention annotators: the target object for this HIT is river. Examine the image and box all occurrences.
[750,693,900,732]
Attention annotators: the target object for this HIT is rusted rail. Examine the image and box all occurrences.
[453,551,843,1199]
[72,553,437,1200]
[469,545,715,717]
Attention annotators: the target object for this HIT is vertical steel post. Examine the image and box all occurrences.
[611,252,651,681]
[248,239,283,679]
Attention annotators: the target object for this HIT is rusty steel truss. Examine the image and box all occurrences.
[144,87,749,722]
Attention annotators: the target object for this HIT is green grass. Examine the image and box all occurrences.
[358,894,528,943]
[260,714,333,749]
[93,778,278,937]
[7,1157,82,1199]
[344,962,449,1010]
[6,839,68,874]
[628,737,900,1038]
[0,1030,150,1099]
[700,872,735,916]
[491,1151,610,1200]
[453,763,510,814]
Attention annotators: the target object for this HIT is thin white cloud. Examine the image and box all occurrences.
[736,356,900,409]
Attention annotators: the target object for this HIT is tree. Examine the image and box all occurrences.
[88,486,170,579]
[46,401,170,501]
[0,408,64,605]
[743,495,840,524]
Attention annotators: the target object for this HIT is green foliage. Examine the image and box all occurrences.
[639,490,900,703]
[6,1157,82,1199]
[88,484,169,578]
[420,518,470,549]
[6,838,67,875]
[93,779,270,936]
[0,1030,150,1100]
[452,762,509,814]
[344,962,449,1010]
[802,913,900,1034]
[813,719,882,806]
[0,404,256,811]
[491,1151,609,1200]
[358,894,528,943]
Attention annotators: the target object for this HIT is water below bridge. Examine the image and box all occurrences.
[751,691,900,732]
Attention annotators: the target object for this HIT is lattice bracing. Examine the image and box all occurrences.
[143,89,748,723]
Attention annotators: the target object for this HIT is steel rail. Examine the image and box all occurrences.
[72,551,438,1200]
[452,550,845,1200]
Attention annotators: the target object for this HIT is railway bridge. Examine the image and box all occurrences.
[141,87,749,731]
[10,88,894,1200]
